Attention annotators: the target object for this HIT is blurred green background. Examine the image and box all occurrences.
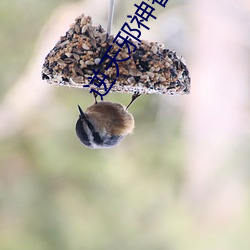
[1,0,250,249]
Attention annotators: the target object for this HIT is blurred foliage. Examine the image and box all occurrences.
[0,0,73,97]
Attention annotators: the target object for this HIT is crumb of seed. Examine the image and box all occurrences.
[42,14,191,95]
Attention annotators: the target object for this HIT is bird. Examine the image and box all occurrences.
[75,93,140,149]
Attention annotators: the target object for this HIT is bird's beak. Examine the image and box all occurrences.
[77,105,86,119]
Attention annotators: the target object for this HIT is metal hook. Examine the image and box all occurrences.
[107,0,115,34]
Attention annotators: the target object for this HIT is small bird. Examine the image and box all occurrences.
[75,93,140,149]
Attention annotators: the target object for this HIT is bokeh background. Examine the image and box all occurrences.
[1,0,250,249]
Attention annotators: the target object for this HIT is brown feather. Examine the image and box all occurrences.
[85,102,134,136]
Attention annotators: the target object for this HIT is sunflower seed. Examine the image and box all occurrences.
[82,43,90,50]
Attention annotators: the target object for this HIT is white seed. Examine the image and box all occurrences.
[88,28,94,39]
[82,43,90,50]
[94,58,101,65]
[73,53,80,60]
[75,24,80,34]
[128,77,135,84]
[65,52,72,58]
[147,72,154,78]
[81,25,88,33]
[149,67,155,72]
[80,17,87,26]
[100,33,107,43]
[159,44,165,49]
[142,40,150,47]
[57,59,66,66]
[85,60,94,65]
[151,45,158,54]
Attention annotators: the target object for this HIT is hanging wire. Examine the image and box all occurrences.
[107,0,115,34]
